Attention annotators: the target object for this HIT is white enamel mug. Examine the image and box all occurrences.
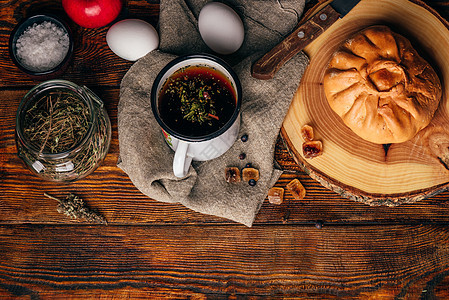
[151,54,242,178]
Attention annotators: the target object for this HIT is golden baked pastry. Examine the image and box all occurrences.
[323,25,442,144]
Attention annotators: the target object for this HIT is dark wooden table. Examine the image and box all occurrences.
[2,0,449,298]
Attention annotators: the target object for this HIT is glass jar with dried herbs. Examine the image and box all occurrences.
[15,80,111,182]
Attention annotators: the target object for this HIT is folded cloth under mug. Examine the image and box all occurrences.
[151,53,242,178]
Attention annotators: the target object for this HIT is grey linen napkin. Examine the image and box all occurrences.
[117,0,308,226]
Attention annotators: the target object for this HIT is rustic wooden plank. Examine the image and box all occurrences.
[0,224,449,298]
[0,0,159,87]
[0,0,449,298]
[3,87,449,225]
[426,0,449,14]
[0,0,441,88]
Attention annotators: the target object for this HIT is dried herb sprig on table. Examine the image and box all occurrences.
[44,193,107,224]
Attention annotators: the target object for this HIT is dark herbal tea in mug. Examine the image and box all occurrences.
[158,65,236,137]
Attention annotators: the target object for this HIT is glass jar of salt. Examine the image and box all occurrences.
[15,80,112,182]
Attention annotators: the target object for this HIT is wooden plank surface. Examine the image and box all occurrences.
[3,86,449,226]
[0,0,158,87]
[1,224,449,299]
[2,0,449,298]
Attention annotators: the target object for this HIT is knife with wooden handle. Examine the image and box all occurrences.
[251,0,360,80]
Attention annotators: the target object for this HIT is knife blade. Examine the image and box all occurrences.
[251,0,360,80]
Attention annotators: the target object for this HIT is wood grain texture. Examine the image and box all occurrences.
[2,87,449,226]
[0,0,159,87]
[1,0,449,298]
[1,224,449,299]
[282,0,449,204]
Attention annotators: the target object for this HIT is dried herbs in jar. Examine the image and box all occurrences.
[15,80,111,182]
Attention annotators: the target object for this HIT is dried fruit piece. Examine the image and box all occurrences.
[242,167,259,182]
[248,179,257,186]
[241,134,248,142]
[302,140,323,158]
[268,187,284,204]
[286,178,306,200]
[225,167,241,183]
[239,153,246,160]
[301,124,314,142]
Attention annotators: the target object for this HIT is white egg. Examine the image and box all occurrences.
[198,2,244,55]
[106,19,159,61]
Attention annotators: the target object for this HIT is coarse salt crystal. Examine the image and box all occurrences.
[16,21,69,72]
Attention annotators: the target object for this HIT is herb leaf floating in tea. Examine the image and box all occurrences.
[169,76,218,124]
[44,193,107,224]
[159,66,236,137]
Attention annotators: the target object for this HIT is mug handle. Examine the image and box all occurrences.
[173,141,192,178]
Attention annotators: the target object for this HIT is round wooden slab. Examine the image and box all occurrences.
[281,0,449,205]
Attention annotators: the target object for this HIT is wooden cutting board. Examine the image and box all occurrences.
[281,0,449,205]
